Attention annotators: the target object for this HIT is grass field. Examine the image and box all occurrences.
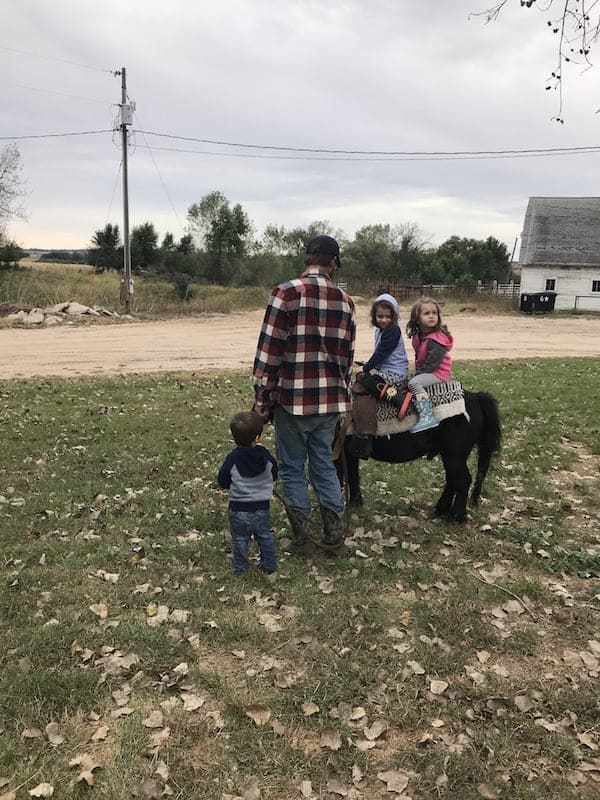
[0,359,599,799]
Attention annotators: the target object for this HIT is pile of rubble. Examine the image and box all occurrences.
[1,301,119,327]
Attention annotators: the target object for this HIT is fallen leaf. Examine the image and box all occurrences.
[301,702,319,717]
[244,704,271,726]
[320,727,342,750]
[514,695,534,712]
[363,719,387,741]
[430,679,449,695]
[377,769,409,794]
[181,692,205,712]
[69,754,102,773]
[89,603,108,619]
[91,724,109,741]
[155,761,170,781]
[578,732,598,750]
[22,727,43,739]
[326,778,349,796]
[477,784,500,799]
[147,727,171,752]
[352,764,364,785]
[299,780,312,798]
[45,722,64,746]
[257,612,283,632]
[28,785,54,798]
[318,578,335,594]
[143,711,164,729]
[354,739,377,751]
[77,771,95,787]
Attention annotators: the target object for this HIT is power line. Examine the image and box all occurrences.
[3,126,600,162]
[0,130,114,141]
[137,141,600,162]
[0,44,113,74]
[1,81,114,105]
[133,123,185,233]
[134,128,600,157]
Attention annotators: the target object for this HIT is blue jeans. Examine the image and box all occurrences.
[229,508,277,574]
[273,406,344,518]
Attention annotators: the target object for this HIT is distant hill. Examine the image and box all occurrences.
[28,249,89,264]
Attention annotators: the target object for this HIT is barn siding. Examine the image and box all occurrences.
[518,197,600,312]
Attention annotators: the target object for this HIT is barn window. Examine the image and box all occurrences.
[545,278,556,291]
[592,280,600,293]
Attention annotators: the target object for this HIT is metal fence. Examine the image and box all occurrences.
[364,280,520,299]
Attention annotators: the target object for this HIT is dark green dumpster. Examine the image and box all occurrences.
[519,291,557,314]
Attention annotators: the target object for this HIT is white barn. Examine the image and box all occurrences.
[518,196,600,311]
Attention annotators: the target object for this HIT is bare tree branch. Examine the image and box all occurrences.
[471,0,600,120]
[0,143,27,230]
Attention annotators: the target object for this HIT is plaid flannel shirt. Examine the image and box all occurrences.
[253,268,356,415]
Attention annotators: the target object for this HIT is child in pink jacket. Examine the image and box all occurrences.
[405,297,453,433]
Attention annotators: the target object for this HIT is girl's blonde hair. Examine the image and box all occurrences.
[405,297,449,338]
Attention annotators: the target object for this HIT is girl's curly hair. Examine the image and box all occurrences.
[405,297,449,338]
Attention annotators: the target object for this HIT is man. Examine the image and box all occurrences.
[253,235,356,554]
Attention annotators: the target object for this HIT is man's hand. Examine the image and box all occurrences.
[253,387,274,423]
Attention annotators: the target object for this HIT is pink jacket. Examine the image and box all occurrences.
[412,330,453,381]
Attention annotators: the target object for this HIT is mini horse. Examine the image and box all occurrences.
[338,391,501,522]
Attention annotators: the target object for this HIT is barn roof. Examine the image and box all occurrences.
[519,196,600,266]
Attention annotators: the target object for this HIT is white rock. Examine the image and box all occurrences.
[64,302,91,315]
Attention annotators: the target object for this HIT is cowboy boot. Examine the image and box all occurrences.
[319,505,347,549]
[410,393,439,434]
[286,507,315,556]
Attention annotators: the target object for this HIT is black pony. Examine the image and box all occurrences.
[338,391,501,523]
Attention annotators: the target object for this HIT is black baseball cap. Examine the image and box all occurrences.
[305,234,343,269]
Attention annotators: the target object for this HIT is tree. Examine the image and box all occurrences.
[161,232,175,251]
[475,1,600,120]
[186,191,251,284]
[177,233,194,254]
[131,221,159,269]
[0,143,26,233]
[430,236,510,283]
[88,223,121,271]
[343,223,429,284]
[0,239,26,269]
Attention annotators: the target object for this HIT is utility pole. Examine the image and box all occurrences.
[119,67,133,314]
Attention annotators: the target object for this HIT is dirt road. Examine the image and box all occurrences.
[0,309,598,379]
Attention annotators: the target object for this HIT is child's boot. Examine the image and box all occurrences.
[381,387,413,420]
[410,393,439,433]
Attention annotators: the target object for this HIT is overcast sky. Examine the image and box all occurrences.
[3,0,599,256]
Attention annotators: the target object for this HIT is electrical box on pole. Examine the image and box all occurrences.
[120,104,134,126]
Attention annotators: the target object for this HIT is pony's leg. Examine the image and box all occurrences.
[438,454,472,522]
[343,439,363,507]
[433,485,454,519]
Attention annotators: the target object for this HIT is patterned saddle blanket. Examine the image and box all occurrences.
[350,372,469,436]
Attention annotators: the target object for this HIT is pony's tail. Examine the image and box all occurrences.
[470,392,502,507]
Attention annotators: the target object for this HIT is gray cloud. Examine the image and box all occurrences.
[3,0,599,251]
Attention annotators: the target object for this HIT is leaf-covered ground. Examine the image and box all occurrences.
[0,359,599,799]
